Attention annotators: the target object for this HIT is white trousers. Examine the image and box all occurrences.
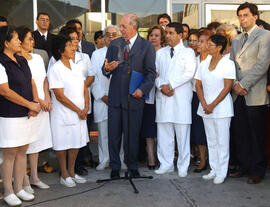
[157,123,190,173]
[97,120,124,164]
[203,117,231,178]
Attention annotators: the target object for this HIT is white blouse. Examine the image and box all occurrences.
[195,56,236,118]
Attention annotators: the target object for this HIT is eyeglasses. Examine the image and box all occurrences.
[105,32,118,38]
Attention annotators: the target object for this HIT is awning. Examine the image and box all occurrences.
[108,0,166,17]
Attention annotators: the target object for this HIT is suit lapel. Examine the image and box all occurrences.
[239,27,260,57]
[129,36,141,57]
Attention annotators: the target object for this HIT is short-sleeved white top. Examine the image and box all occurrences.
[0,64,8,84]
[195,56,236,118]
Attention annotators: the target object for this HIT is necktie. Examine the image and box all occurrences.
[241,33,248,49]
[170,47,174,58]
[124,40,130,60]
[41,35,46,41]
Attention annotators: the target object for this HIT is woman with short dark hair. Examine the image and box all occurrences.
[141,25,165,170]
[195,34,235,184]
[47,34,89,187]
[0,26,40,206]
[16,26,52,193]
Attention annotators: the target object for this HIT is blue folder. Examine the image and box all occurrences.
[129,71,149,100]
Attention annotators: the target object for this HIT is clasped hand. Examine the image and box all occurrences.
[28,101,41,118]
[160,84,174,97]
[202,103,215,114]
[77,108,88,120]
[233,82,248,96]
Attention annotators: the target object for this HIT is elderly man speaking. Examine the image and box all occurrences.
[102,13,156,179]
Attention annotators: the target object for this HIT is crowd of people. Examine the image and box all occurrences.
[0,1,270,206]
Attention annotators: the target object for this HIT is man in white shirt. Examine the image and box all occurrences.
[155,22,196,177]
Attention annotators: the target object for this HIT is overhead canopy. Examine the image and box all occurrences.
[108,0,166,17]
[3,0,89,30]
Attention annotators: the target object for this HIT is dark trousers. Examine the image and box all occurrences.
[108,106,143,170]
[230,96,267,177]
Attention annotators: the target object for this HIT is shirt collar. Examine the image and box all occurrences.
[171,40,184,53]
[246,24,257,36]
[128,33,138,49]
[38,30,48,40]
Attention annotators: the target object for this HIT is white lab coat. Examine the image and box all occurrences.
[155,42,197,124]
[91,47,110,123]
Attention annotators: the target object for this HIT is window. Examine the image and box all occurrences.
[172,4,199,29]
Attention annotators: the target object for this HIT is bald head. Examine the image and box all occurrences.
[120,13,139,41]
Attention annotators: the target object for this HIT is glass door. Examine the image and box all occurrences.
[172,1,200,29]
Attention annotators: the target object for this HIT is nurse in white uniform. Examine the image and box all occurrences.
[16,26,52,193]
[195,34,235,184]
[47,35,89,188]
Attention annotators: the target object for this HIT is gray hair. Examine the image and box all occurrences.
[124,13,140,31]
[103,25,121,36]
[216,23,238,46]
[130,14,140,30]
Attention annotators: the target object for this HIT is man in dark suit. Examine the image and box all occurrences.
[230,2,270,184]
[103,13,156,178]
[66,19,95,59]
[32,12,56,57]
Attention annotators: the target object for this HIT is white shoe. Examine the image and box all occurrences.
[60,177,76,187]
[31,181,50,189]
[16,189,35,201]
[4,194,22,206]
[202,172,216,180]
[23,185,34,194]
[178,171,188,178]
[155,168,174,175]
[121,162,128,170]
[213,177,225,184]
[72,174,87,184]
[96,162,109,171]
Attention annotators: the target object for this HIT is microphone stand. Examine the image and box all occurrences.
[96,41,153,194]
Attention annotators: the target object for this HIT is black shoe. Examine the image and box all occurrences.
[147,165,156,170]
[193,164,207,173]
[110,170,120,179]
[130,169,140,178]
[75,167,88,176]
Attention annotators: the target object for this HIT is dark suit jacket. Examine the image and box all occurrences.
[81,40,95,59]
[102,36,156,110]
[32,30,56,58]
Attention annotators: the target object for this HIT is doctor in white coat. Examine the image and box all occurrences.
[91,25,126,170]
[155,22,196,177]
